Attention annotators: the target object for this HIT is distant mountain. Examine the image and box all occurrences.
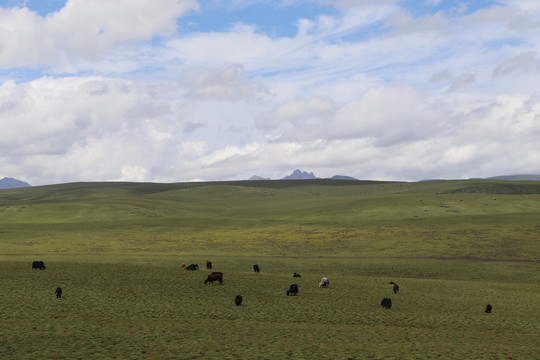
[281,169,318,180]
[330,175,358,180]
[248,175,271,180]
[0,177,31,189]
[248,171,359,181]
[486,174,540,181]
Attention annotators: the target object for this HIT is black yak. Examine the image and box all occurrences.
[293,272,301,278]
[186,264,199,271]
[319,277,330,288]
[381,297,392,309]
[204,272,223,284]
[206,260,213,270]
[252,264,260,273]
[235,294,243,306]
[55,286,62,299]
[32,261,45,270]
[485,304,492,313]
[287,284,299,296]
[389,281,399,294]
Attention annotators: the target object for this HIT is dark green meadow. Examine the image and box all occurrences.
[1,179,539,359]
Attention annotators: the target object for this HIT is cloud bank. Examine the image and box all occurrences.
[1,0,539,185]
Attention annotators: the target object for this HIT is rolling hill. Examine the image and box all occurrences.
[2,178,539,359]
[1,178,539,262]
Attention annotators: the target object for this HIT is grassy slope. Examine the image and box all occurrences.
[1,179,539,359]
[1,179,539,262]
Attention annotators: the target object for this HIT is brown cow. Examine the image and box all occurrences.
[204,272,223,284]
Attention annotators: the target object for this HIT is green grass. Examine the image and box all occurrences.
[0,179,539,359]
[2,180,539,260]
[1,260,538,359]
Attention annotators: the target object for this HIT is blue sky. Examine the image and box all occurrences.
[0,0,539,185]
[181,2,330,37]
[8,0,504,39]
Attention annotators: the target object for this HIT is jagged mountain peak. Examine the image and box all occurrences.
[281,169,318,180]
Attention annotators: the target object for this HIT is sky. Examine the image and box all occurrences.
[0,0,539,186]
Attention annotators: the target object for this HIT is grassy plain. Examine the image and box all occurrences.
[0,179,539,359]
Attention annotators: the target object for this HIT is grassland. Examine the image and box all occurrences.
[1,179,539,359]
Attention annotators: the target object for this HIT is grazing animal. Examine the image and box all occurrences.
[32,261,45,270]
[204,272,223,284]
[206,260,213,270]
[319,277,330,288]
[55,286,62,299]
[389,281,399,294]
[485,304,492,313]
[252,264,260,273]
[235,294,243,306]
[286,284,299,296]
[186,264,199,271]
[293,272,301,278]
[181,262,186,268]
[381,297,392,309]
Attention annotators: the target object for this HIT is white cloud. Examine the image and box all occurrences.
[119,165,149,182]
[0,0,199,68]
[0,76,189,184]
[1,0,540,184]
[334,0,399,9]
[449,73,475,92]
[169,88,540,181]
[429,70,451,83]
[255,97,335,131]
[492,51,540,78]
[184,64,266,101]
[442,144,478,165]
[255,86,445,147]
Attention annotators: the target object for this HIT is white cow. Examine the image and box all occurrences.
[319,277,330,288]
